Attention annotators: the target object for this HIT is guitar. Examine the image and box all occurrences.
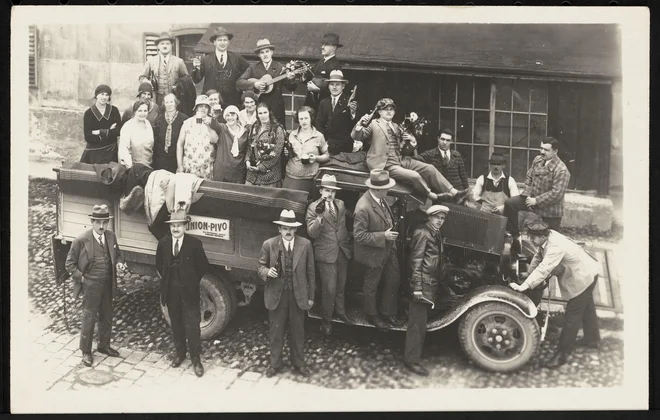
[248,61,311,99]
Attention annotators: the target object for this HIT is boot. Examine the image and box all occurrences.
[575,338,600,350]
[366,314,389,331]
[404,362,429,376]
[544,352,567,369]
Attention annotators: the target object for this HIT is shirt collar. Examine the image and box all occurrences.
[91,104,111,121]
[323,54,336,62]
[172,235,184,249]
[282,237,295,250]
[369,191,383,205]
[293,127,319,141]
[487,171,506,182]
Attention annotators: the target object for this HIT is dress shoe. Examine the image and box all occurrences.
[265,366,281,378]
[454,188,471,202]
[544,352,567,369]
[383,315,404,327]
[434,192,454,203]
[294,365,312,377]
[337,313,354,325]
[320,321,332,336]
[97,346,120,357]
[366,315,390,331]
[81,352,93,367]
[404,362,429,376]
[171,354,186,368]
[192,359,204,377]
[575,338,600,350]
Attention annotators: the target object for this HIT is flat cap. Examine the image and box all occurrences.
[426,205,449,216]
[527,221,550,236]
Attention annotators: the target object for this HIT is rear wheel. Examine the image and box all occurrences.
[459,302,540,372]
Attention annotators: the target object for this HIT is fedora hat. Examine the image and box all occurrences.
[89,204,113,220]
[210,26,234,42]
[327,70,348,84]
[321,33,343,48]
[155,32,175,45]
[273,209,302,227]
[426,204,449,216]
[254,38,275,53]
[193,95,211,111]
[137,82,153,97]
[365,169,396,190]
[376,98,396,111]
[319,174,341,191]
[489,153,507,165]
[165,209,190,224]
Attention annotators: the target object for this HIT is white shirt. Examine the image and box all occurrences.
[369,191,386,208]
[439,148,451,162]
[282,237,294,252]
[472,171,520,202]
[215,50,227,67]
[323,54,336,63]
[263,60,271,71]
[172,235,184,256]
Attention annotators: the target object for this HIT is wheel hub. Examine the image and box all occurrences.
[474,313,526,362]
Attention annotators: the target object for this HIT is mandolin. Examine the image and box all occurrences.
[247,61,311,99]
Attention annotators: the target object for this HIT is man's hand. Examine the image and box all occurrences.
[525,197,537,207]
[509,282,529,292]
[402,133,417,147]
[413,291,424,301]
[92,130,100,135]
[254,80,266,92]
[72,281,83,299]
[193,57,201,68]
[308,299,314,308]
[286,71,296,80]
[267,267,279,278]
[358,113,371,126]
[384,228,399,241]
[348,101,358,113]
[307,81,320,92]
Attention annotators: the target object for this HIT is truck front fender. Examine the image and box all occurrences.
[427,285,538,332]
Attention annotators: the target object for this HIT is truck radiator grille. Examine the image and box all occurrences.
[440,204,507,255]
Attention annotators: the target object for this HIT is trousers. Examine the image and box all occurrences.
[269,288,306,369]
[558,277,600,354]
[166,278,202,361]
[386,157,453,197]
[503,195,562,236]
[80,275,113,353]
[318,251,349,321]
[363,248,400,316]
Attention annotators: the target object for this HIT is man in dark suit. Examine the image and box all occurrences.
[192,27,250,108]
[353,170,403,330]
[315,70,358,155]
[155,209,210,377]
[303,33,343,111]
[65,204,127,366]
[236,39,298,127]
[258,209,316,378]
[306,174,354,336]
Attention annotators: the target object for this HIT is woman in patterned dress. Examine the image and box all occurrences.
[176,95,219,179]
[245,102,286,187]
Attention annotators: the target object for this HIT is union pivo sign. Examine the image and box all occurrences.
[187,215,230,241]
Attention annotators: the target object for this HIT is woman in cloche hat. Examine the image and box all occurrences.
[80,84,122,164]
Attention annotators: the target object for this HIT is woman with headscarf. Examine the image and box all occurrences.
[238,91,257,126]
[245,102,286,187]
[212,105,249,184]
[81,84,122,164]
[176,95,219,180]
[118,100,154,168]
[152,93,188,173]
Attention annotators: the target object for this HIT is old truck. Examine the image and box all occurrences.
[51,162,539,373]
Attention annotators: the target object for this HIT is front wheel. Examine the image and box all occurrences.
[458,302,540,372]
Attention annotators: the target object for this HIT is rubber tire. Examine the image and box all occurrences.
[160,274,236,340]
[458,302,540,373]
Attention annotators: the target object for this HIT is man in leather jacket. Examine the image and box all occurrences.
[403,204,449,376]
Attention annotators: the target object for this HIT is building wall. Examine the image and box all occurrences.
[609,80,623,193]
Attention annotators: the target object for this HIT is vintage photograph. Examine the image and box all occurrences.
[11,5,648,413]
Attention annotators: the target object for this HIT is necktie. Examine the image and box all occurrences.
[332,96,337,111]
[328,201,336,220]
[219,54,225,67]
[174,240,179,257]
[98,235,104,247]
[442,151,449,166]
[381,200,391,225]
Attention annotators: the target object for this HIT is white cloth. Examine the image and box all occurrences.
[227,124,245,158]
[174,172,204,212]
[472,172,520,202]
[239,109,257,126]
[118,118,154,168]
[172,235,184,256]
[144,170,175,226]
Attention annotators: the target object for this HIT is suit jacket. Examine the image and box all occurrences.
[315,92,358,145]
[141,54,189,94]
[191,51,250,107]
[155,233,210,306]
[306,198,353,263]
[409,221,443,302]
[236,61,297,125]
[303,56,342,109]
[353,191,396,268]
[258,235,316,311]
[352,118,403,170]
[65,229,124,288]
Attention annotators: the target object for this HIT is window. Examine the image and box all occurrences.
[440,76,548,182]
[29,26,37,87]
[144,33,159,61]
[282,83,307,132]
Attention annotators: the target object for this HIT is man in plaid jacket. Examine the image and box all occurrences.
[503,137,570,251]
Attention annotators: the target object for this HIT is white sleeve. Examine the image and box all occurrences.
[472,175,484,201]
[118,123,133,168]
[508,176,520,197]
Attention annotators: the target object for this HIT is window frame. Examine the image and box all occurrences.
[29,25,38,88]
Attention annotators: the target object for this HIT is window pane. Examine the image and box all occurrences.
[512,79,531,112]
[293,95,306,111]
[440,76,457,107]
[530,83,548,113]
[455,144,472,177]
[512,113,529,148]
[439,108,456,134]
[494,112,511,146]
[474,77,491,110]
[528,151,539,171]
[286,115,296,132]
[495,79,513,111]
[511,149,529,183]
[493,147,511,168]
[457,77,473,108]
[456,110,473,144]
[529,115,547,147]
[473,146,490,178]
[473,110,489,145]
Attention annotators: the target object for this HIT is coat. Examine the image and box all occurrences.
[257,235,316,311]
[303,56,342,110]
[352,118,404,171]
[155,234,210,306]
[315,92,358,146]
[141,54,189,96]
[305,197,353,263]
[152,111,188,173]
[353,191,396,268]
[236,61,297,126]
[191,51,250,107]
[65,229,124,289]
[409,221,443,302]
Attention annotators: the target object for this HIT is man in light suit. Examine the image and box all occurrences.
[258,209,316,378]
[141,32,189,107]
[65,204,127,366]
[315,70,358,155]
[353,170,403,330]
[306,174,354,336]
[352,98,469,203]
[510,222,601,369]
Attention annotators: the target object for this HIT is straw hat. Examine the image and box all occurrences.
[254,38,276,53]
[165,209,190,224]
[318,174,341,191]
[273,209,302,227]
[365,169,396,190]
[327,70,348,84]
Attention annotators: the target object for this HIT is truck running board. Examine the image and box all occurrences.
[307,306,408,332]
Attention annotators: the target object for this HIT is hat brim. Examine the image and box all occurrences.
[365,179,396,189]
[327,78,349,84]
[489,160,507,165]
[89,215,114,220]
[165,219,189,224]
[273,221,302,227]
[155,37,175,45]
[211,34,234,42]
[319,185,342,191]
[254,45,276,53]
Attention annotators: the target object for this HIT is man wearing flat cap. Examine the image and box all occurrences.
[192,27,250,108]
[404,204,448,376]
[65,204,127,367]
[303,33,344,111]
[258,209,316,378]
[509,221,600,369]
[353,170,404,330]
[141,32,189,107]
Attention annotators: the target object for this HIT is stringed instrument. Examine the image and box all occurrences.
[342,85,357,114]
[248,61,311,99]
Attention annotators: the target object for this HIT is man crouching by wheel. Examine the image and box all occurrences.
[404,204,449,376]
[156,209,210,377]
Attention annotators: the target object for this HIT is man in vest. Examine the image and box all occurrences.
[472,152,520,214]
[141,32,189,107]
[303,33,344,111]
[65,204,127,366]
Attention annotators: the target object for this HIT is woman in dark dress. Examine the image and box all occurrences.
[245,102,286,187]
[212,105,249,183]
[80,84,122,164]
[152,93,188,172]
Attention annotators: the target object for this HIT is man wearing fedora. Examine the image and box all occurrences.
[306,174,354,336]
[509,221,600,369]
[141,32,189,107]
[472,152,520,214]
[120,82,160,128]
[192,27,250,108]
[404,204,449,376]
[258,209,316,377]
[353,169,404,330]
[237,39,298,127]
[303,33,344,111]
[352,98,470,204]
[315,70,359,155]
[65,204,127,367]
[155,209,209,377]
